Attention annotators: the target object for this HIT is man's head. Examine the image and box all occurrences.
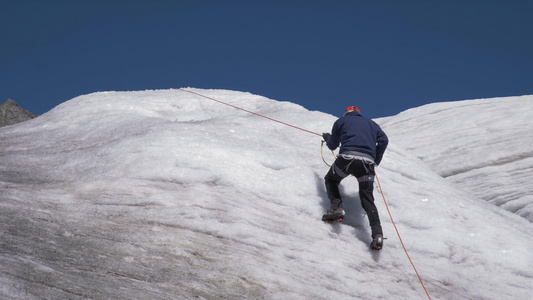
[344,106,360,116]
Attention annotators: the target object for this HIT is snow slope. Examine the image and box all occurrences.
[380,96,533,222]
[1,89,532,299]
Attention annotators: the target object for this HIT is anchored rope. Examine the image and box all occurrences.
[176,88,431,299]
[177,88,322,137]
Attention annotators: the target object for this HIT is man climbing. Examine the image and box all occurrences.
[322,106,389,250]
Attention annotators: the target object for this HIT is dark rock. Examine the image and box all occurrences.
[0,99,39,127]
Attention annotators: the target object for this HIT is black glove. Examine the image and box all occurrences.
[322,133,331,141]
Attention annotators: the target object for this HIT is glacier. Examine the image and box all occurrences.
[380,96,533,222]
[1,89,532,299]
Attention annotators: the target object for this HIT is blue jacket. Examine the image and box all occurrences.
[326,111,389,165]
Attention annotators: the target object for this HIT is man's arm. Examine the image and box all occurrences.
[375,129,389,165]
[325,121,340,151]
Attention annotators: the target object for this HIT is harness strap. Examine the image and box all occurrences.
[339,152,375,165]
[332,152,376,182]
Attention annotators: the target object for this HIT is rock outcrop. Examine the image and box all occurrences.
[0,99,39,127]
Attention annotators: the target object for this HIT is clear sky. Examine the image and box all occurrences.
[2,0,532,119]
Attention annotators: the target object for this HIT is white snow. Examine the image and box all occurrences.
[379,96,533,222]
[1,89,532,299]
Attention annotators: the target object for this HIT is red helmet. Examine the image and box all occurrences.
[344,106,360,116]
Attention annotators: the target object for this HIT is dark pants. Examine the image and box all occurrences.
[325,156,383,237]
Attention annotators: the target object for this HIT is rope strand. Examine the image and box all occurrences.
[177,88,322,137]
[375,171,432,300]
[176,88,431,299]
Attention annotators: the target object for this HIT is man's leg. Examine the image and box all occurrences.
[358,180,382,237]
[324,157,349,210]
[349,161,382,237]
[325,167,343,210]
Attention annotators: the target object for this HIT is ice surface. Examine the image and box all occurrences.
[1,89,532,299]
[380,96,533,222]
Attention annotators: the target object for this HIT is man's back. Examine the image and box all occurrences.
[326,111,388,165]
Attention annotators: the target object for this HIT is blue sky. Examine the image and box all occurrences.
[2,0,532,119]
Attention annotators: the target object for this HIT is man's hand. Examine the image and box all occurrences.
[322,133,331,141]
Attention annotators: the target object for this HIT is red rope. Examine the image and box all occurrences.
[176,88,322,137]
[375,171,432,300]
[176,88,431,299]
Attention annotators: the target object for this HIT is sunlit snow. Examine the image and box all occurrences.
[380,96,533,222]
[1,89,532,299]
